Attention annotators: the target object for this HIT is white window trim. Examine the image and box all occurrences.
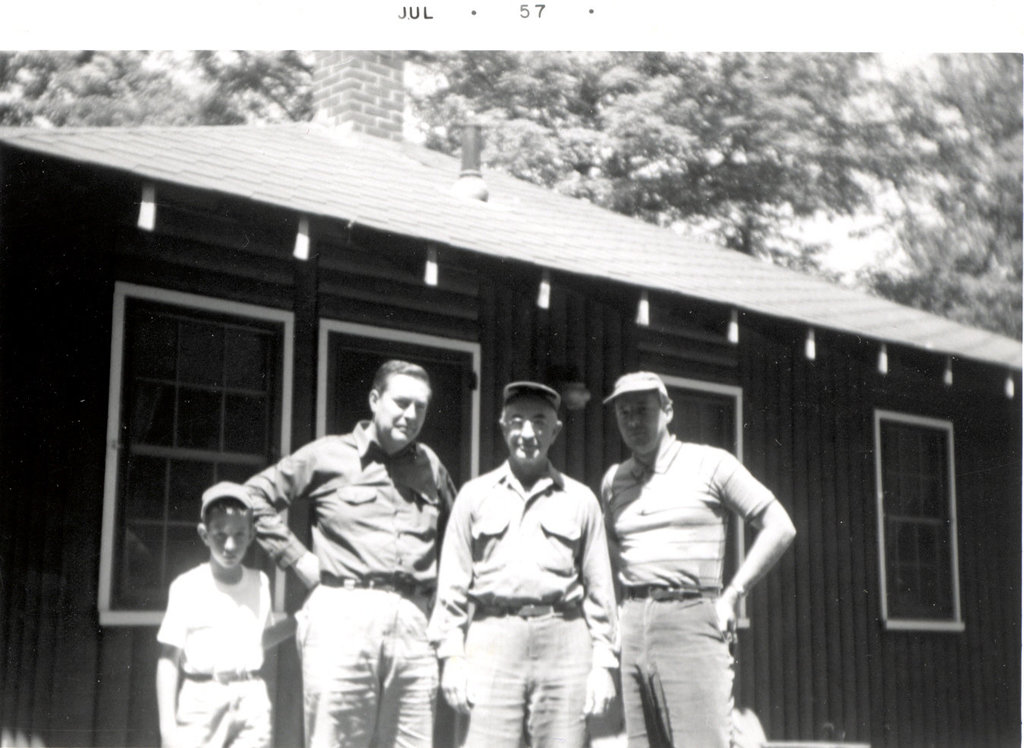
[317,319,482,479]
[873,409,964,633]
[658,375,751,627]
[99,282,294,626]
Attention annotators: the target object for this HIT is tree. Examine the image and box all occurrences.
[860,54,1022,337]
[0,51,313,128]
[410,52,904,264]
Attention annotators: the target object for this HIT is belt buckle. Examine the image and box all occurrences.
[519,604,554,618]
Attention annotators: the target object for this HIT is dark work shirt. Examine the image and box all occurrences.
[245,421,457,587]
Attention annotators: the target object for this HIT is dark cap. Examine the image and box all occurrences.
[502,381,561,411]
[200,481,253,521]
[602,371,670,405]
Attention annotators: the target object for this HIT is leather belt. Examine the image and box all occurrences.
[183,670,260,684]
[476,602,581,619]
[624,585,707,601]
[320,573,433,598]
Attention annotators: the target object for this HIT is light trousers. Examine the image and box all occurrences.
[462,612,592,748]
[175,678,271,748]
[620,597,734,748]
[297,585,437,748]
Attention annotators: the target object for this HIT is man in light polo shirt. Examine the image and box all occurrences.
[601,371,796,748]
[430,381,618,748]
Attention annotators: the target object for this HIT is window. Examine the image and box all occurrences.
[659,375,751,625]
[874,410,963,631]
[99,283,293,625]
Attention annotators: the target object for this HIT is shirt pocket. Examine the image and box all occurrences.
[471,513,511,565]
[537,514,581,576]
[337,485,379,505]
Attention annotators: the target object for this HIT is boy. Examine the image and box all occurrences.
[156,481,294,748]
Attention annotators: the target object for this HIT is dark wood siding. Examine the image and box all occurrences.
[1,149,1020,747]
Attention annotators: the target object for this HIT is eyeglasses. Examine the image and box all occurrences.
[502,416,550,432]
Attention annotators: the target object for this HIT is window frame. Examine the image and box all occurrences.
[98,282,294,626]
[873,409,964,632]
[317,319,482,479]
[658,375,751,627]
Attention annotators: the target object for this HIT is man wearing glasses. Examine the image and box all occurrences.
[429,381,618,748]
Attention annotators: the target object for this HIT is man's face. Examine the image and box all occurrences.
[198,509,254,572]
[369,373,431,454]
[500,395,562,469]
[613,390,671,459]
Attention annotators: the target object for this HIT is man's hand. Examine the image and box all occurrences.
[441,656,473,715]
[293,552,321,590]
[583,666,616,716]
[714,586,741,643]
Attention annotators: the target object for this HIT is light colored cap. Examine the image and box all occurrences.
[201,481,253,520]
[502,381,561,411]
[602,371,669,405]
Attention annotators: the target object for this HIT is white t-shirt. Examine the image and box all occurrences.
[157,563,272,676]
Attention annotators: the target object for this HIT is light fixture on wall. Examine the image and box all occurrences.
[727,309,739,344]
[549,365,591,411]
[804,328,816,361]
[293,216,310,260]
[877,344,889,375]
[424,246,439,286]
[537,270,551,310]
[1006,374,1015,399]
[636,290,650,327]
[943,357,953,386]
[137,182,156,231]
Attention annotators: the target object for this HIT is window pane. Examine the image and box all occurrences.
[130,382,175,447]
[130,313,177,380]
[177,388,222,450]
[124,455,167,521]
[178,321,224,387]
[118,521,163,607]
[224,394,269,453]
[225,328,271,390]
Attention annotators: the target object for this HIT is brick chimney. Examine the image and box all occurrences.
[312,51,404,141]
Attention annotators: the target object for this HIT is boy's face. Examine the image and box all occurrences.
[198,510,254,571]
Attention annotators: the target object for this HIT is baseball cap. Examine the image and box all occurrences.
[200,481,253,521]
[602,371,670,405]
[502,381,561,411]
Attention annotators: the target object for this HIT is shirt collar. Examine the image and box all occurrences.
[630,435,680,480]
[495,460,565,498]
[353,420,416,461]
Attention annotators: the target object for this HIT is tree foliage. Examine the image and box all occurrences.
[861,54,1022,337]
[0,50,313,127]
[411,52,899,258]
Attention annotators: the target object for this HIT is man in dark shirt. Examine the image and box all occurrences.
[244,360,457,748]
[430,381,617,748]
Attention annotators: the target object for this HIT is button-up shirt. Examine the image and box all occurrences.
[429,461,618,669]
[245,421,457,588]
[601,436,776,591]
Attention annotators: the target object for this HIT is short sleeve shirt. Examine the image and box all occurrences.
[157,563,271,676]
[601,437,776,590]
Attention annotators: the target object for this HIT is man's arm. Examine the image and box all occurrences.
[156,644,182,748]
[244,444,322,588]
[428,486,476,714]
[716,500,796,631]
[579,491,619,716]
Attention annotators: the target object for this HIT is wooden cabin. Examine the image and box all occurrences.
[0,52,1020,747]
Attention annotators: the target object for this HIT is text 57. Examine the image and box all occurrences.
[520,4,545,16]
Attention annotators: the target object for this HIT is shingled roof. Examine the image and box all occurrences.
[0,123,1019,370]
